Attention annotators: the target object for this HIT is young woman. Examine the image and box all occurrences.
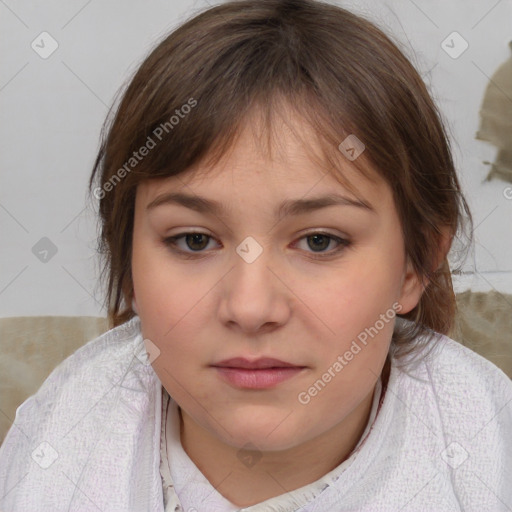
[1,1,510,510]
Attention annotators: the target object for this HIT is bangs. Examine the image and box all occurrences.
[186,92,379,196]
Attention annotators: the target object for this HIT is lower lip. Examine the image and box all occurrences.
[213,367,305,389]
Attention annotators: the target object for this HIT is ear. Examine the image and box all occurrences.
[397,258,425,315]
[398,226,453,315]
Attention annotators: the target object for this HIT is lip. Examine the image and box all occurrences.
[211,357,307,389]
[212,357,301,369]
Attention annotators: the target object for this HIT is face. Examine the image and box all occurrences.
[131,109,424,453]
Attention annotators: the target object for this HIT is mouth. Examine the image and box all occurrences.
[211,357,307,389]
[212,357,305,370]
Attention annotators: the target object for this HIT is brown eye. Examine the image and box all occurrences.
[306,234,331,252]
[162,232,218,256]
[294,232,350,257]
[182,233,210,251]
[162,231,350,260]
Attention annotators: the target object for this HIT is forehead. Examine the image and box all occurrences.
[137,103,391,213]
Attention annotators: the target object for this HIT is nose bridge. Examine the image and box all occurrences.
[231,235,276,294]
[219,235,289,331]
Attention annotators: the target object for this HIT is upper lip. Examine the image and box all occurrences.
[212,357,304,369]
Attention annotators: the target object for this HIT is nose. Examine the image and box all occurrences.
[217,243,291,335]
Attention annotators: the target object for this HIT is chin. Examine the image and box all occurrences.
[213,416,307,452]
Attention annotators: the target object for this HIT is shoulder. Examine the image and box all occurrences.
[0,316,163,510]
[386,330,511,444]
[398,331,512,431]
[421,332,512,403]
[0,315,145,466]
[48,315,144,375]
[19,315,145,412]
[384,333,512,510]
[423,333,512,451]
[394,331,512,506]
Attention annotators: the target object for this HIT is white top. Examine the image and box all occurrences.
[0,315,511,511]
[159,378,383,511]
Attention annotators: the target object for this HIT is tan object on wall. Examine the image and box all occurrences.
[449,289,512,377]
[476,40,512,183]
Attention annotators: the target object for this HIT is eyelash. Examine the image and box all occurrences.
[161,231,351,260]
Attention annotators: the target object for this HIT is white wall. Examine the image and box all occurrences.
[1,0,511,318]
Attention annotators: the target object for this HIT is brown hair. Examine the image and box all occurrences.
[88,0,473,358]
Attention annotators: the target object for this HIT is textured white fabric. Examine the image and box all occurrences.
[1,315,511,512]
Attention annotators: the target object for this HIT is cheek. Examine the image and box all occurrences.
[132,229,190,310]
[307,288,394,411]
[132,235,179,336]
[299,261,400,382]
[131,236,213,358]
[309,262,400,335]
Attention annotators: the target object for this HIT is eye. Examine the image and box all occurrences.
[293,232,351,257]
[163,232,219,255]
[162,231,351,259]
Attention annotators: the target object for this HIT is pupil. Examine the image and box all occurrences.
[308,234,329,251]
[187,233,208,251]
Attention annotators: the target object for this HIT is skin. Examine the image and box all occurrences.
[131,107,435,507]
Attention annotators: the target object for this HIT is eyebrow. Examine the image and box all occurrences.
[146,192,376,218]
